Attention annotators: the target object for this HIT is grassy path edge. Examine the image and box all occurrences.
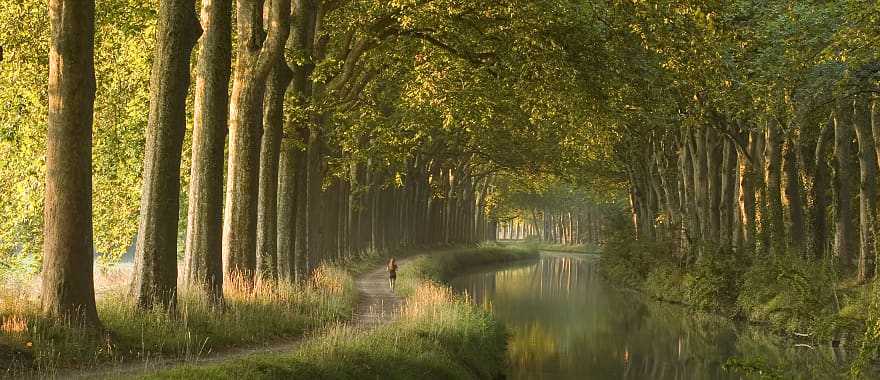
[136,245,537,380]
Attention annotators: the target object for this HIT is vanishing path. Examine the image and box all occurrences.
[64,257,416,379]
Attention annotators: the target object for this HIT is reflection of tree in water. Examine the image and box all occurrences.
[451,254,848,380]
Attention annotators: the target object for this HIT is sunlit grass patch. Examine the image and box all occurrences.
[141,246,532,379]
[0,264,357,376]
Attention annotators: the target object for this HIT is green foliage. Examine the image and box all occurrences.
[682,248,748,315]
[736,254,847,339]
[0,0,156,271]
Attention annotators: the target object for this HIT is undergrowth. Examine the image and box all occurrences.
[600,230,867,342]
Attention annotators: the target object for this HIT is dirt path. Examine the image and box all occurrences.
[352,257,413,327]
[61,258,415,379]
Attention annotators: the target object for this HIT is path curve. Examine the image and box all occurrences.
[61,258,415,379]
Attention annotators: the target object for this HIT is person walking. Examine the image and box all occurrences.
[388,257,398,291]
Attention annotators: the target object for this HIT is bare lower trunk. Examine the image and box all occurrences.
[783,135,805,255]
[255,57,292,284]
[223,0,290,285]
[854,94,878,282]
[833,104,858,267]
[809,118,833,259]
[764,122,785,254]
[184,0,231,305]
[132,0,201,310]
[42,0,100,325]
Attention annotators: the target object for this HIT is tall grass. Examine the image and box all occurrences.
[0,265,356,376]
[138,246,535,379]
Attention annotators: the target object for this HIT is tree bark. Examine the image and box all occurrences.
[223,0,290,285]
[255,57,292,284]
[808,118,833,260]
[42,0,100,325]
[764,121,785,254]
[292,140,309,281]
[854,94,878,282]
[783,135,805,256]
[719,138,736,248]
[132,0,201,310]
[184,0,231,305]
[833,104,858,268]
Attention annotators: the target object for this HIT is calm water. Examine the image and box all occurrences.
[449,253,851,380]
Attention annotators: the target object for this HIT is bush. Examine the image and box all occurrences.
[682,247,748,315]
[737,254,843,338]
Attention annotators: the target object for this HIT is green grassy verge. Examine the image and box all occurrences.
[0,246,425,375]
[0,265,356,376]
[139,245,538,380]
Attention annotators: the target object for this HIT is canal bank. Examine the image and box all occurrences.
[450,252,853,379]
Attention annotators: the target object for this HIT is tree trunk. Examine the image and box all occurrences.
[305,126,323,273]
[854,94,878,282]
[184,0,231,304]
[42,0,100,325]
[132,0,200,310]
[255,57,292,284]
[783,135,805,256]
[833,104,858,268]
[706,130,722,243]
[719,138,736,248]
[292,139,309,282]
[764,122,785,254]
[223,0,290,285]
[277,140,301,282]
[808,118,833,260]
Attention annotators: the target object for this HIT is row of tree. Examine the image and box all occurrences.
[29,0,592,326]
[598,1,880,283]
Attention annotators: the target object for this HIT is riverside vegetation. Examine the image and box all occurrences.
[0,246,533,377]
[139,246,537,379]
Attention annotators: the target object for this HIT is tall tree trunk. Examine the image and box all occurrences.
[277,140,301,282]
[833,104,858,268]
[764,121,785,254]
[292,140,309,282]
[255,58,292,284]
[223,0,290,285]
[854,94,878,282]
[719,138,736,248]
[808,118,833,260]
[184,0,231,305]
[783,135,805,256]
[706,130,722,243]
[42,0,100,325]
[132,0,201,310]
[305,126,323,273]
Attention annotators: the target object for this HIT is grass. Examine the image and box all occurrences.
[137,245,538,379]
[0,265,356,377]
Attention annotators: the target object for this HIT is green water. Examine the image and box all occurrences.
[449,253,851,379]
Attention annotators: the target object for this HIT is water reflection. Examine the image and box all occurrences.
[450,253,848,380]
